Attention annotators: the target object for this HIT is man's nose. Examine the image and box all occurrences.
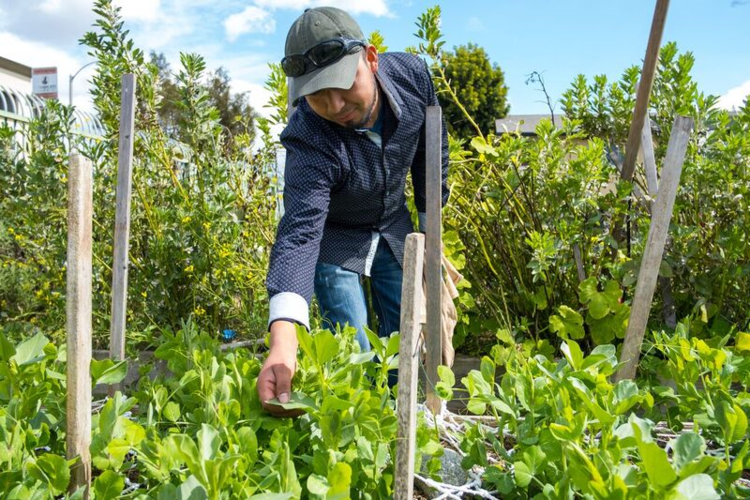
[326,90,345,114]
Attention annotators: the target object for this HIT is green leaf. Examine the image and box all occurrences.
[91,358,128,385]
[715,401,748,443]
[314,330,339,365]
[437,365,455,387]
[737,332,750,353]
[668,474,719,500]
[635,428,677,487]
[550,306,585,340]
[27,453,70,496]
[307,474,330,496]
[470,136,497,156]
[176,475,208,500]
[513,461,532,488]
[11,332,49,366]
[163,401,181,422]
[480,356,495,383]
[0,332,16,361]
[266,391,318,412]
[560,340,584,371]
[237,427,258,465]
[93,470,124,500]
[327,462,352,500]
[466,399,486,415]
[198,423,221,461]
[659,260,674,278]
[672,433,705,472]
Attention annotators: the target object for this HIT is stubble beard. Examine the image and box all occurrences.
[348,75,379,129]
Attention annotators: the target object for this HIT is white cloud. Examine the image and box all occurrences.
[253,0,392,17]
[467,16,486,32]
[113,0,162,22]
[225,6,276,42]
[0,0,95,45]
[38,0,63,14]
[718,80,750,111]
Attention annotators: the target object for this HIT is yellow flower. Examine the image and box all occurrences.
[182,216,192,223]
[194,306,206,316]
[141,291,148,298]
[185,265,194,273]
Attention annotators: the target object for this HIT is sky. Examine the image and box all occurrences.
[1,0,749,122]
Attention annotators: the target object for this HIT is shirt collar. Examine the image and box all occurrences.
[375,68,403,120]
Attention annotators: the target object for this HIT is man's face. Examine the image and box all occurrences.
[304,45,380,129]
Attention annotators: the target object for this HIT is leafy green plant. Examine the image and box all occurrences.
[439,333,749,498]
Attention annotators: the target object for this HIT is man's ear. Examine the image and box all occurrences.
[364,44,379,73]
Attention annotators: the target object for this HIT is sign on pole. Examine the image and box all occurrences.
[32,67,58,100]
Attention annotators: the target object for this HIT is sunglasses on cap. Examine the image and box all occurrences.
[281,38,366,78]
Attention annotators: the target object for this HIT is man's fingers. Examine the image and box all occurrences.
[257,366,277,409]
[273,364,293,405]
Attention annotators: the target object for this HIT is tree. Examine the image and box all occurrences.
[438,43,509,138]
[149,51,257,148]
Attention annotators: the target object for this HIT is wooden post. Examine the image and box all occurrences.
[425,106,443,414]
[394,233,425,500]
[109,74,136,395]
[67,153,93,497]
[616,116,693,381]
[641,114,659,198]
[620,0,671,181]
[573,243,586,283]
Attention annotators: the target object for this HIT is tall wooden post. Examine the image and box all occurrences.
[620,0,671,181]
[425,106,443,414]
[109,74,136,394]
[67,153,93,497]
[616,116,693,381]
[394,233,425,500]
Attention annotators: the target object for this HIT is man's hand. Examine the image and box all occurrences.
[258,320,302,417]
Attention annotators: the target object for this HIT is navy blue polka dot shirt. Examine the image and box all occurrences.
[266,52,449,329]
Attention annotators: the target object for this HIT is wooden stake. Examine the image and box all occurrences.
[620,0,671,181]
[641,113,659,198]
[573,243,586,283]
[109,74,136,395]
[394,233,425,500]
[425,106,443,414]
[616,115,693,381]
[67,153,93,497]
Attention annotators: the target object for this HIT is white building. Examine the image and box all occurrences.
[0,55,103,140]
[0,55,32,93]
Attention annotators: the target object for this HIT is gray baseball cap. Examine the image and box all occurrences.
[284,7,366,106]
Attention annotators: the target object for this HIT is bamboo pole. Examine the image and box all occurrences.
[109,74,136,395]
[620,0,671,181]
[67,153,93,497]
[425,106,443,414]
[394,233,425,500]
[616,116,693,381]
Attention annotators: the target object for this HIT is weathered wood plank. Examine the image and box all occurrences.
[641,113,659,197]
[67,153,93,497]
[425,106,443,414]
[109,74,137,392]
[617,115,693,381]
[394,233,425,500]
[621,0,671,181]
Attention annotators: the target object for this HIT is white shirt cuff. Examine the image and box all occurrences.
[268,292,310,330]
[418,212,427,232]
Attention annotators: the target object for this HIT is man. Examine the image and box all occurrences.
[258,6,448,416]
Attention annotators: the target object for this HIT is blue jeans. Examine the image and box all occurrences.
[314,238,402,353]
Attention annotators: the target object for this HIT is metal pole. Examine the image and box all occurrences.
[69,61,97,107]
